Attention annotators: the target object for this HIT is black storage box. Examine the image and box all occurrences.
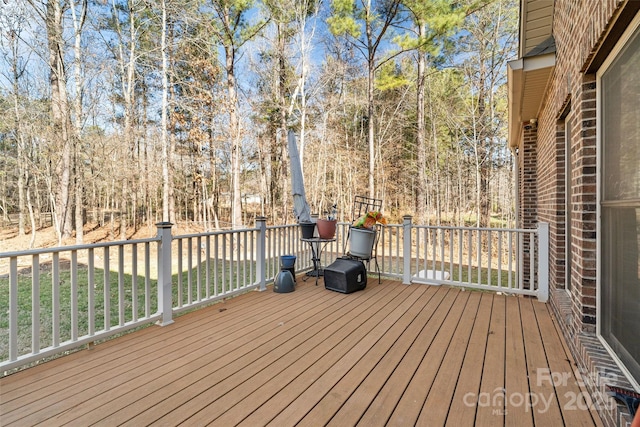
[324,258,367,294]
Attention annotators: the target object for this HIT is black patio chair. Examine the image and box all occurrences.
[344,195,383,283]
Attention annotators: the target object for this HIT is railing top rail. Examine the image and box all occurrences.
[0,236,160,259]
[274,222,351,228]
[265,224,297,231]
[171,225,266,240]
[172,226,258,240]
[410,224,538,233]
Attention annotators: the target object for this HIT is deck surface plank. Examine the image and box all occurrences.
[260,285,430,427]
[35,283,338,426]
[532,300,604,426]
[322,286,448,426]
[273,288,429,426]
[354,287,461,426]
[475,291,506,426]
[189,281,403,426]
[93,284,359,426]
[0,278,603,427]
[294,285,435,426]
[386,289,472,426]
[415,290,482,426]
[505,297,534,426]
[445,292,494,427]
[521,296,566,425]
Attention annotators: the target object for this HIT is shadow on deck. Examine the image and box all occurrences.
[0,277,603,426]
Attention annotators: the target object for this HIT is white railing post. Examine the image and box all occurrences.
[9,257,18,362]
[156,222,174,326]
[537,222,549,302]
[256,217,267,291]
[402,215,413,285]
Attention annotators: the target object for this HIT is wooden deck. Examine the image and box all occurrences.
[1,277,603,426]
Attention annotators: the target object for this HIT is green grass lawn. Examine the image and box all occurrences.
[1,254,518,364]
[0,256,269,364]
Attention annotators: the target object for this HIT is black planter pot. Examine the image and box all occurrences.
[300,222,315,239]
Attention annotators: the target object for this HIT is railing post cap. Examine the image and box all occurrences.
[256,216,267,221]
[155,222,173,228]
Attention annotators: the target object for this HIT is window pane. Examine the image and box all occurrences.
[601,27,640,201]
[601,23,640,385]
[601,207,640,382]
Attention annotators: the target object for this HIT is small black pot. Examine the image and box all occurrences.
[300,222,315,239]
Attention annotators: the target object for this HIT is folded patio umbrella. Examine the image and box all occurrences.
[288,130,312,223]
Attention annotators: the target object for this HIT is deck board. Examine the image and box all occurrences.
[475,291,506,426]
[532,301,604,426]
[100,282,384,426]
[505,296,534,426]
[174,280,402,426]
[521,296,566,426]
[416,290,481,426]
[42,285,341,426]
[323,285,447,426]
[386,289,472,426]
[355,287,460,426]
[242,284,421,426]
[0,278,604,427]
[445,292,494,427]
[295,285,433,426]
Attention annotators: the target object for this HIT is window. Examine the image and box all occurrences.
[599,16,640,386]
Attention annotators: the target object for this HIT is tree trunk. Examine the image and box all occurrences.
[9,28,26,236]
[26,182,36,248]
[70,0,87,243]
[367,62,375,199]
[226,43,242,228]
[415,32,427,223]
[426,76,441,226]
[46,0,73,242]
[278,22,289,224]
[477,77,490,227]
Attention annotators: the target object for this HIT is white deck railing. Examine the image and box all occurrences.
[0,217,548,372]
[397,217,548,302]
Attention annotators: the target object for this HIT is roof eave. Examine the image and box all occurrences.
[507,51,556,148]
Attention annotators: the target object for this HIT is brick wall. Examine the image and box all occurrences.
[518,125,537,288]
[537,0,620,334]
[518,0,637,425]
[519,126,538,231]
[533,0,633,333]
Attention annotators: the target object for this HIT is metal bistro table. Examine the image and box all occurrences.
[301,237,336,285]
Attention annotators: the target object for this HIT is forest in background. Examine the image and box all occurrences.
[0,0,518,246]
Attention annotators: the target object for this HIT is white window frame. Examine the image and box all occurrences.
[596,12,640,391]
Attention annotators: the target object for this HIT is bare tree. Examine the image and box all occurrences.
[328,0,403,199]
[456,0,516,226]
[69,0,87,242]
[0,4,29,236]
[109,0,140,236]
[27,0,74,242]
[0,0,518,238]
[207,0,267,228]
